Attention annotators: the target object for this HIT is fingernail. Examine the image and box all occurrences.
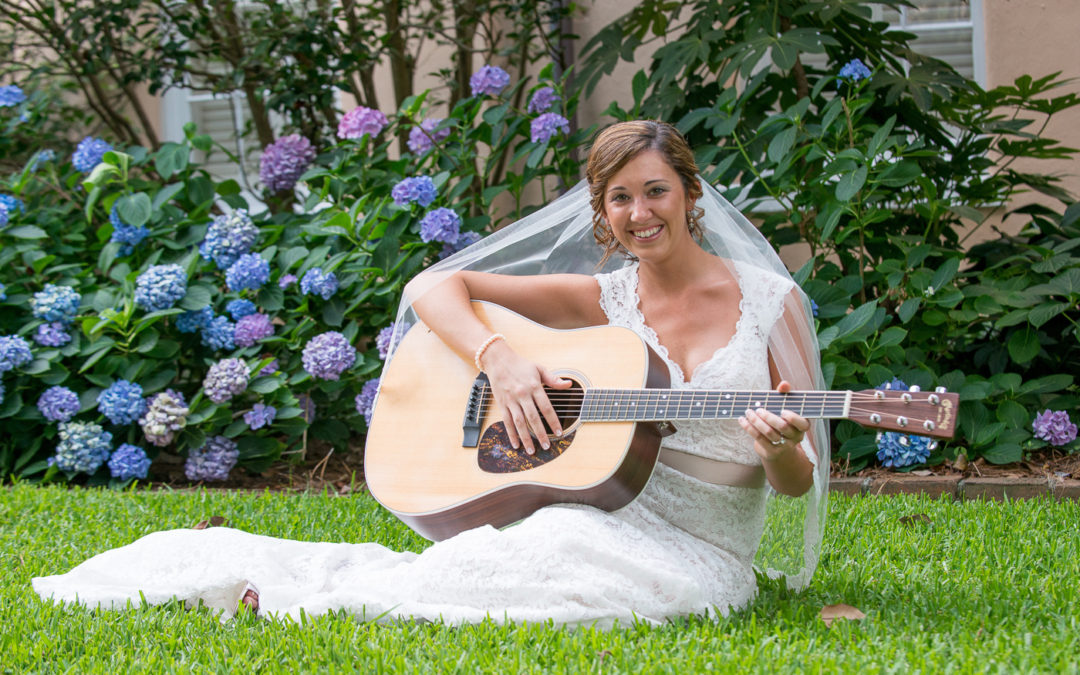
[756,407,766,415]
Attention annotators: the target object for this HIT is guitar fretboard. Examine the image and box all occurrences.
[579,390,851,421]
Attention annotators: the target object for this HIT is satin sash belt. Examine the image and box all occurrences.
[658,447,767,489]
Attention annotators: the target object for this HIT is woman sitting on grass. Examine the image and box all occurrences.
[33,120,828,627]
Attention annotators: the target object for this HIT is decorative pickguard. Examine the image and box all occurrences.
[477,422,577,473]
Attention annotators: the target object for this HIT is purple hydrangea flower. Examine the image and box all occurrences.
[300,268,338,300]
[355,377,380,425]
[278,274,298,289]
[134,264,187,311]
[260,134,317,192]
[838,58,872,82]
[391,176,437,208]
[30,284,81,324]
[470,65,511,97]
[439,231,483,260]
[72,137,113,173]
[54,421,112,474]
[297,393,316,423]
[337,106,388,140]
[243,403,277,430]
[203,358,249,404]
[226,253,270,292]
[139,389,189,447]
[109,205,150,256]
[302,331,357,380]
[234,313,274,348]
[1033,410,1078,447]
[108,443,151,480]
[375,321,410,360]
[37,386,81,423]
[258,359,279,376]
[177,306,214,334]
[528,86,559,114]
[0,84,26,107]
[875,430,934,468]
[419,207,461,244]
[184,436,239,482]
[199,210,258,270]
[530,112,570,144]
[226,299,257,320]
[0,335,33,373]
[407,118,451,154]
[97,380,148,426]
[33,322,72,348]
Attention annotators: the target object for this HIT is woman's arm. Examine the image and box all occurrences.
[407,271,606,454]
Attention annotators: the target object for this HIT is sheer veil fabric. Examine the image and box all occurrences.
[396,177,829,590]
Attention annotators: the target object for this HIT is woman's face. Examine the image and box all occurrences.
[601,149,696,262]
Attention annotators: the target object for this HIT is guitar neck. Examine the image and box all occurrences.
[579,389,850,422]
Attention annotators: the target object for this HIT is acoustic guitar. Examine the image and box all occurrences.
[364,301,958,541]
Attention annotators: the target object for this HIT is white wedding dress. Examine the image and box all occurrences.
[33,261,808,627]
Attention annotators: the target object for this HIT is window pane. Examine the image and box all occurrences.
[911,27,974,78]
[906,0,969,25]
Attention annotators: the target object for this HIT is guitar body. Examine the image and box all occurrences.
[364,302,671,542]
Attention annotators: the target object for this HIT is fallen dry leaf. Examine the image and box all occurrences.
[899,513,931,526]
[819,603,866,627]
[911,469,933,476]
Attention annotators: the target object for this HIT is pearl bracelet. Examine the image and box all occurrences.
[474,333,506,372]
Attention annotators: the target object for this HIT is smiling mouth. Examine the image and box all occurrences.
[631,225,663,240]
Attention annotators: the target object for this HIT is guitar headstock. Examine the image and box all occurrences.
[849,386,959,440]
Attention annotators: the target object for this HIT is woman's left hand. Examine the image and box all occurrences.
[739,380,811,462]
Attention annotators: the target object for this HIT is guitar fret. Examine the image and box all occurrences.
[581,389,855,421]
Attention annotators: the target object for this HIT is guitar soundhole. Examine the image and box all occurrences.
[476,379,582,474]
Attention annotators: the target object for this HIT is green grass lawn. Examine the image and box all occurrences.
[3,484,1078,673]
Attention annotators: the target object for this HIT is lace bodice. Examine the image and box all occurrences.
[33,260,798,627]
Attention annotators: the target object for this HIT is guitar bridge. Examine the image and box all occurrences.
[462,372,490,447]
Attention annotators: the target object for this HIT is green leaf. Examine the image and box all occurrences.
[835,165,868,202]
[5,225,47,239]
[322,297,345,327]
[897,297,921,324]
[1049,269,1080,297]
[257,284,284,312]
[154,142,189,179]
[1006,326,1040,364]
[1029,302,1068,328]
[116,192,152,227]
[982,443,1022,465]
[930,257,960,290]
[832,301,878,339]
[767,126,797,164]
[281,246,310,271]
[1019,373,1073,395]
[249,377,283,394]
[180,285,213,311]
[995,400,1029,429]
[839,434,878,460]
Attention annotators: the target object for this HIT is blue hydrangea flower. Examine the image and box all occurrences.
[337,106,388,140]
[184,435,239,482]
[54,421,112,474]
[108,443,151,480]
[0,380,4,406]
[355,377,380,425]
[226,299,257,320]
[30,284,81,324]
[0,335,33,373]
[200,315,236,351]
[300,268,338,300]
[528,86,560,114]
[72,137,113,173]
[391,176,437,208]
[97,380,147,426]
[278,274,298,289]
[407,118,451,154]
[1033,410,1078,447]
[135,264,187,311]
[177,306,214,334]
[876,431,933,468]
[0,84,26,107]
[302,332,357,381]
[876,377,908,392]
[30,149,56,172]
[0,282,6,301]
[419,207,461,244]
[199,210,258,269]
[226,253,270,292]
[203,358,249,404]
[140,389,189,447]
[37,386,81,423]
[838,58,872,82]
[375,321,410,360]
[260,134,317,192]
[439,231,483,260]
[243,403,277,430]
[810,299,819,317]
[470,65,511,97]
[33,322,72,347]
[530,112,570,144]
[0,202,8,228]
[0,194,23,216]
[109,205,150,256]
[234,313,274,347]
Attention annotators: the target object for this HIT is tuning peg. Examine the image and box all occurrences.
[928,394,940,406]
[934,386,947,393]
[909,385,921,392]
[923,420,936,432]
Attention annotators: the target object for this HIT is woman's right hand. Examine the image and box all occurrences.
[480,340,572,454]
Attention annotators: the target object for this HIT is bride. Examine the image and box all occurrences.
[33,120,828,627]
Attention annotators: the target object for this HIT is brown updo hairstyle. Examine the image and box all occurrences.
[585,120,704,265]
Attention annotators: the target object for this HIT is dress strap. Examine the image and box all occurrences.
[658,448,766,489]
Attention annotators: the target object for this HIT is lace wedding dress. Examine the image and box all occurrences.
[33,261,808,627]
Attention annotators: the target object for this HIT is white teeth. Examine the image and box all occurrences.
[633,225,662,239]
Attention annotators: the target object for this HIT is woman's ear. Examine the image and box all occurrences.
[686,178,702,210]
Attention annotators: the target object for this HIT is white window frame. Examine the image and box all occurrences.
[881,0,985,87]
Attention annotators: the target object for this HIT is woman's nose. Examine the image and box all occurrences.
[630,196,651,221]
